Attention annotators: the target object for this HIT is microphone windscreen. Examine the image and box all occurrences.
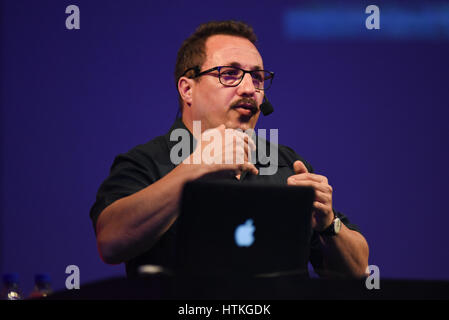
[260,100,274,116]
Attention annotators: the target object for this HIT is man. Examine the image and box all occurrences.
[90,21,369,279]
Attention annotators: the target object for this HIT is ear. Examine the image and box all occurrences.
[178,77,194,107]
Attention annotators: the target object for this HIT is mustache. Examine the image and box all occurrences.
[230,98,259,111]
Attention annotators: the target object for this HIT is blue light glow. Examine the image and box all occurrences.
[284,3,449,40]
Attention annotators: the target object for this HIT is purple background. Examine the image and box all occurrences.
[1,0,448,295]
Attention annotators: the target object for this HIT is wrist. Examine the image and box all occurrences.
[177,161,210,181]
[319,215,341,237]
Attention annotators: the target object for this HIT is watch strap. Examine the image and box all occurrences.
[319,216,339,236]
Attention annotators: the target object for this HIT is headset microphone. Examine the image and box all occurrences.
[260,95,274,116]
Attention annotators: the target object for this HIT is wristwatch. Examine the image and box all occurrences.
[319,217,342,237]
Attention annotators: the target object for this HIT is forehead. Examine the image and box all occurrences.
[204,34,263,69]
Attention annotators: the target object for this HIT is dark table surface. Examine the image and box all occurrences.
[47,275,449,300]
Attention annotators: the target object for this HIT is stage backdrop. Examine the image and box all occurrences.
[1,0,449,295]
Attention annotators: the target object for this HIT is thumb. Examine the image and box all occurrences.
[293,160,309,174]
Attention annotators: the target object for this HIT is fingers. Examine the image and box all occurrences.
[290,180,333,195]
[234,130,256,152]
[220,162,259,176]
[289,178,332,196]
[218,125,256,152]
[313,201,329,214]
[293,160,308,174]
[287,174,330,189]
[224,136,251,164]
[225,130,255,164]
[314,190,332,204]
[238,162,259,176]
[287,177,333,205]
[235,135,252,163]
[199,125,258,176]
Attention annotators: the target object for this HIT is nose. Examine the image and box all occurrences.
[237,72,256,96]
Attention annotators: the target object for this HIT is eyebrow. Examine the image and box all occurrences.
[228,61,263,71]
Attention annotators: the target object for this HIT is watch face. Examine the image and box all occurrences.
[334,218,342,234]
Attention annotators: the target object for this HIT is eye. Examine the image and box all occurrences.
[251,71,264,82]
[221,68,240,76]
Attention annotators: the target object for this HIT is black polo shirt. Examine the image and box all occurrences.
[90,118,361,277]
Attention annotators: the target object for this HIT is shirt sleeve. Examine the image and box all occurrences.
[309,209,362,272]
[89,147,158,234]
[278,144,363,272]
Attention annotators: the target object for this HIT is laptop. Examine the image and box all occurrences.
[174,180,314,277]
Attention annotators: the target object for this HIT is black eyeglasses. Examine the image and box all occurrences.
[181,65,274,90]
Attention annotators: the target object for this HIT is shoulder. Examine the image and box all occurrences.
[131,135,169,159]
[259,136,314,173]
[278,144,314,173]
[110,134,170,171]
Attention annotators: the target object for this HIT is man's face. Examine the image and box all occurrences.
[189,34,265,132]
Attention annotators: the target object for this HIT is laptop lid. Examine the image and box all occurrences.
[175,180,314,277]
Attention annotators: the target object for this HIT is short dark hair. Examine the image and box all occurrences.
[174,20,258,113]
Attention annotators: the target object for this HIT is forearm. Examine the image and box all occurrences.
[96,163,207,264]
[318,223,369,278]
